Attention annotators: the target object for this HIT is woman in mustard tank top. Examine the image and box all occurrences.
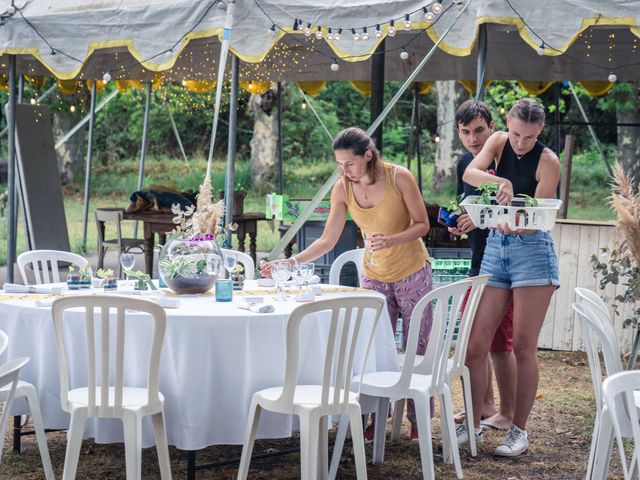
[260,127,433,441]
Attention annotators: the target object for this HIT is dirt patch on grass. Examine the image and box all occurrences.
[0,350,625,479]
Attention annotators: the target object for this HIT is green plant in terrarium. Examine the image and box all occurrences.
[474,182,499,205]
[159,256,197,279]
[69,265,91,281]
[229,264,245,274]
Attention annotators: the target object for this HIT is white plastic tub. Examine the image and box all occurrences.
[460,196,563,231]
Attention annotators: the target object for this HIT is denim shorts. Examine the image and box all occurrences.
[479,230,560,289]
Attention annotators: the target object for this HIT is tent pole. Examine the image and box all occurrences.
[6,55,17,283]
[165,101,190,168]
[17,76,23,104]
[13,75,23,243]
[555,82,561,154]
[133,81,152,239]
[54,89,119,150]
[81,80,98,251]
[267,0,474,260]
[414,83,423,194]
[223,54,239,248]
[567,82,613,177]
[277,81,284,196]
[475,24,487,101]
[371,39,385,152]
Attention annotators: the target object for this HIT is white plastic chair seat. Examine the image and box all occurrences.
[256,386,359,411]
[68,387,165,410]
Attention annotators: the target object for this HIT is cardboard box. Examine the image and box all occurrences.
[265,194,350,221]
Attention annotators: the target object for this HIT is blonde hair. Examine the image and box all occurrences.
[508,98,545,125]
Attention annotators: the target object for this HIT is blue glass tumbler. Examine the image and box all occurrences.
[215,279,233,302]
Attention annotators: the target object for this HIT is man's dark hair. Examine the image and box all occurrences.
[455,100,493,128]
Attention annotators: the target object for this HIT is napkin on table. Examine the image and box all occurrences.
[3,283,64,295]
[237,302,275,313]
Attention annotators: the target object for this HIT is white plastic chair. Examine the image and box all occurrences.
[0,330,55,479]
[51,295,172,480]
[221,248,255,280]
[237,295,385,480]
[339,280,472,480]
[575,287,611,325]
[600,370,640,480]
[572,301,631,480]
[329,249,364,286]
[388,275,489,457]
[17,249,91,285]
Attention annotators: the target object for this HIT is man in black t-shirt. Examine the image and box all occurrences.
[449,100,515,431]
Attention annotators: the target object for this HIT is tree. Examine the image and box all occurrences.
[249,89,278,185]
[432,81,465,189]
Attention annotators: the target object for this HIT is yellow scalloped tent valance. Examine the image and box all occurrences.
[0,74,7,91]
[57,79,80,95]
[182,79,216,93]
[518,81,554,95]
[415,81,433,95]
[459,80,493,95]
[115,80,143,93]
[85,79,106,94]
[350,81,371,96]
[297,81,327,95]
[578,80,615,96]
[240,81,271,94]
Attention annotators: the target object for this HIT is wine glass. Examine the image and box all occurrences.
[363,233,376,267]
[224,252,238,278]
[298,263,315,291]
[120,253,135,286]
[271,262,291,301]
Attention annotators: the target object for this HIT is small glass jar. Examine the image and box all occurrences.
[67,273,81,290]
[215,279,233,302]
[104,276,118,290]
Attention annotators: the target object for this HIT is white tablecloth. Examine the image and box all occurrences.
[0,285,399,450]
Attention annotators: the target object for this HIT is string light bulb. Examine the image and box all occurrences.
[103,72,112,83]
[404,14,412,30]
[424,10,435,22]
[434,134,441,143]
[297,20,304,31]
[499,106,506,116]
[608,71,617,83]
[536,42,545,56]
[70,105,76,113]
[400,48,409,60]
[301,99,307,110]
[352,28,360,41]
[331,59,339,71]
[388,20,396,37]
[432,2,443,14]
[334,28,342,41]
[30,98,36,105]
[326,28,334,40]
[304,23,312,36]
[375,24,382,38]
[361,27,369,41]
[315,26,323,39]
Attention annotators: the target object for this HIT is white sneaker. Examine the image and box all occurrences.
[455,423,483,446]
[494,424,529,456]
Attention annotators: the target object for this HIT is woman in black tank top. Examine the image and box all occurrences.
[459,99,561,457]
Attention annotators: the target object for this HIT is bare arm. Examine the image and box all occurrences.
[534,148,561,198]
[463,132,514,205]
[259,179,347,277]
[371,166,429,250]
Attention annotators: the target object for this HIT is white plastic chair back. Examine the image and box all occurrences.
[401,279,472,392]
[277,295,385,411]
[450,274,490,369]
[0,329,8,357]
[221,248,255,280]
[329,249,364,286]
[17,249,91,285]
[0,357,30,462]
[603,370,640,480]
[575,287,612,325]
[51,295,166,417]
[573,302,623,415]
